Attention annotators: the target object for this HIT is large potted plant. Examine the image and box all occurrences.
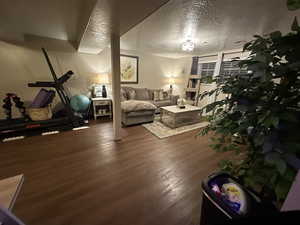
[199,14,300,204]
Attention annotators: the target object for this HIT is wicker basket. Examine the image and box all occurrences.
[28,105,52,121]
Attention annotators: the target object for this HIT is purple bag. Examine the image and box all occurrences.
[30,89,55,108]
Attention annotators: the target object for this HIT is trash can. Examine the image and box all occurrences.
[200,173,277,225]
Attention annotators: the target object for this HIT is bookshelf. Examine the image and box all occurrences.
[185,74,201,105]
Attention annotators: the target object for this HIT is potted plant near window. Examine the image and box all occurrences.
[199,13,300,205]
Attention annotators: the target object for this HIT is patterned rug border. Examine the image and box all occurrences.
[142,120,209,139]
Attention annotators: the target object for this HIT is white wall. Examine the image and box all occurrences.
[0,37,110,119]
[0,37,189,119]
[97,48,190,97]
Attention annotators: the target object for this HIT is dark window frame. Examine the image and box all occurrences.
[198,62,216,84]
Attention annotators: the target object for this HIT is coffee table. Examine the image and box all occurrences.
[160,105,202,128]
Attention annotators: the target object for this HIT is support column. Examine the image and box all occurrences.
[213,52,224,103]
[110,33,122,141]
[214,52,224,77]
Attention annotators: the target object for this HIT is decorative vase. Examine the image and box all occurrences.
[102,85,107,98]
[177,98,186,108]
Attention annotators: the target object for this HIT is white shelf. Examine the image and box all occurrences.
[189,75,201,79]
[185,88,199,92]
[92,98,112,120]
[96,113,112,117]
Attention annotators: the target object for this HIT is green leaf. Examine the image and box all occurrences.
[254,135,264,147]
[270,31,282,40]
[200,91,209,100]
[272,117,280,128]
[238,169,246,176]
[276,159,287,175]
[275,179,292,200]
[243,42,252,51]
[244,176,256,188]
[219,160,233,172]
[264,116,279,128]
[284,167,297,182]
[215,108,223,114]
[284,143,300,153]
[265,152,281,164]
[265,153,287,175]
[280,112,299,122]
[287,0,300,11]
[270,174,278,186]
[253,34,263,39]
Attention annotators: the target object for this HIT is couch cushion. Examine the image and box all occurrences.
[121,87,136,100]
[163,91,171,100]
[153,89,162,101]
[125,110,154,117]
[153,100,173,108]
[121,100,157,112]
[120,88,127,102]
[134,88,150,100]
[148,89,160,100]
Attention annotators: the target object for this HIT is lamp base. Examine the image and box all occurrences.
[102,85,107,98]
[169,85,173,95]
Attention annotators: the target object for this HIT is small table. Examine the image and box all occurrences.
[0,174,24,210]
[91,97,112,120]
[160,105,202,128]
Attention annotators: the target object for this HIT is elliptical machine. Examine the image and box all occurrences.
[0,48,87,142]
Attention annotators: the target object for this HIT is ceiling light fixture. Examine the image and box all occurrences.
[182,40,195,52]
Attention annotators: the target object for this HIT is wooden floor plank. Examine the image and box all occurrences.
[0,121,228,225]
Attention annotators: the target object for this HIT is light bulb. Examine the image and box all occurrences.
[182,40,195,52]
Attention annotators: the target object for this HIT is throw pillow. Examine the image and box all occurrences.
[153,90,162,101]
[163,91,170,100]
[127,88,136,100]
[158,90,164,101]
[121,88,127,102]
[134,88,150,100]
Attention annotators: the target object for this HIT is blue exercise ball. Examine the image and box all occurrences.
[70,95,90,112]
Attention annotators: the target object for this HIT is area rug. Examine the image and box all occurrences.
[142,120,209,139]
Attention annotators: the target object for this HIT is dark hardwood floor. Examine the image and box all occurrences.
[0,121,229,225]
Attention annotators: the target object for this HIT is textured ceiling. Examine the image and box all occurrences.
[0,0,91,42]
[78,0,170,53]
[1,0,299,57]
[120,0,300,58]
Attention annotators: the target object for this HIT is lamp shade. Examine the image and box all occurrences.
[169,77,175,85]
[96,73,109,84]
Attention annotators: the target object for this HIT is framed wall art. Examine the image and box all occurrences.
[120,55,139,84]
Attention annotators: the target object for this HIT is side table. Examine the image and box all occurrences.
[91,97,112,120]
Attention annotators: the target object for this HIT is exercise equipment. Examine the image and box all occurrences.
[3,93,27,120]
[30,89,55,108]
[70,95,90,112]
[0,48,88,141]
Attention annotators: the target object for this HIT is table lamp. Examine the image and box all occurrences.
[96,73,109,98]
[169,77,175,94]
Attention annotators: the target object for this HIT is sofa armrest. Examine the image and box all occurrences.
[170,95,179,105]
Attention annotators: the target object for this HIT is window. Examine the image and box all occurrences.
[198,62,216,84]
[219,60,248,82]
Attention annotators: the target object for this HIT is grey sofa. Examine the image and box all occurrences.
[121,87,179,126]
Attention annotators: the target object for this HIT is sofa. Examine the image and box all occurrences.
[121,87,179,126]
